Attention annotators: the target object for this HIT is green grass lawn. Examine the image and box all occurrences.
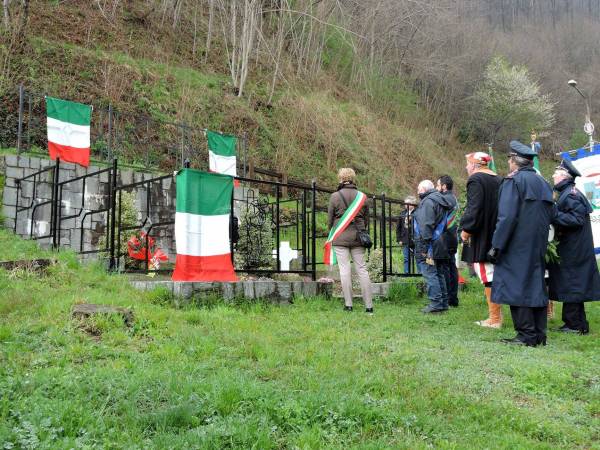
[0,228,599,449]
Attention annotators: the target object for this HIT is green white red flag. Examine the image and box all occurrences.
[46,96,91,167]
[172,169,237,281]
[207,130,237,177]
[323,191,367,265]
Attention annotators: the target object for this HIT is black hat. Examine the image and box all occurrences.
[509,140,537,159]
[556,159,581,178]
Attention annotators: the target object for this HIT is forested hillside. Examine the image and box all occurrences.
[1,0,599,194]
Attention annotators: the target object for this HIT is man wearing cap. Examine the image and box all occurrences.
[460,152,503,326]
[488,140,554,346]
[396,196,419,274]
[547,159,600,334]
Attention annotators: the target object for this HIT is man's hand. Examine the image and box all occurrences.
[461,230,471,243]
[487,248,499,264]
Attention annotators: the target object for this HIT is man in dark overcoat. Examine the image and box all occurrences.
[548,159,600,334]
[460,152,503,327]
[488,140,554,346]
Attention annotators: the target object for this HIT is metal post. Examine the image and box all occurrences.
[27,93,32,150]
[117,190,123,271]
[302,189,307,271]
[230,188,234,265]
[388,200,393,275]
[372,196,377,250]
[107,104,113,161]
[109,158,118,270]
[311,180,317,281]
[17,84,24,153]
[51,158,60,249]
[276,184,281,271]
[381,193,387,282]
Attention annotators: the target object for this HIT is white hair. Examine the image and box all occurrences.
[418,180,434,193]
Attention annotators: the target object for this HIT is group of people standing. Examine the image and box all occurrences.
[411,140,600,346]
[327,140,599,347]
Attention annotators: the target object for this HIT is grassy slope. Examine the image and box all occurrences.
[0,230,598,448]
[4,2,473,197]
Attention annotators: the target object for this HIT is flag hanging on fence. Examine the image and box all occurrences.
[46,96,91,167]
[561,143,600,257]
[207,130,237,177]
[172,169,238,281]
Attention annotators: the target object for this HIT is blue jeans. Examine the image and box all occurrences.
[417,255,448,310]
[437,256,458,306]
[403,245,420,274]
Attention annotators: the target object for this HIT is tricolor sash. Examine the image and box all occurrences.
[323,191,367,265]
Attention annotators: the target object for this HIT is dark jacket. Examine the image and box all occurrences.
[547,179,600,303]
[441,191,459,255]
[327,182,369,248]
[460,170,502,263]
[491,167,554,307]
[413,189,454,260]
[396,208,415,246]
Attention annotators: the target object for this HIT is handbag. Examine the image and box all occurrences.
[339,191,372,249]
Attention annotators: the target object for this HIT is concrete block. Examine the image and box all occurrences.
[221,283,235,300]
[99,171,110,183]
[173,282,194,298]
[2,204,16,222]
[2,186,18,206]
[3,218,15,230]
[60,161,76,171]
[5,154,18,166]
[5,166,24,179]
[303,282,318,297]
[254,281,277,299]
[120,170,133,186]
[36,183,53,200]
[162,177,173,190]
[58,169,74,183]
[75,164,87,178]
[276,282,292,301]
[17,155,30,167]
[243,281,255,298]
[60,218,76,229]
[29,158,40,170]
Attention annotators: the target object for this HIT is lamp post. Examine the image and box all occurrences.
[568,79,595,151]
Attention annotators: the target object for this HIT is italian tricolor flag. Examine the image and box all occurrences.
[207,130,237,177]
[323,191,367,265]
[172,169,237,282]
[46,96,91,167]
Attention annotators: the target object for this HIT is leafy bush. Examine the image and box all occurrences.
[366,248,383,282]
[234,206,274,270]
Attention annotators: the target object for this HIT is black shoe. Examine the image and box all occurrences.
[421,305,446,314]
[365,308,374,315]
[555,325,582,334]
[344,306,353,312]
[501,337,534,347]
[449,303,459,308]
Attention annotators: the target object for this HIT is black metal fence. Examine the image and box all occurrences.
[11,158,420,281]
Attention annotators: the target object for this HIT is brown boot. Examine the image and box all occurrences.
[475,287,503,329]
[547,301,555,320]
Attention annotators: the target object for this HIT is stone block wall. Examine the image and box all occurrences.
[1,154,177,260]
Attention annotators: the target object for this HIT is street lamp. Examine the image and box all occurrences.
[568,79,595,150]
